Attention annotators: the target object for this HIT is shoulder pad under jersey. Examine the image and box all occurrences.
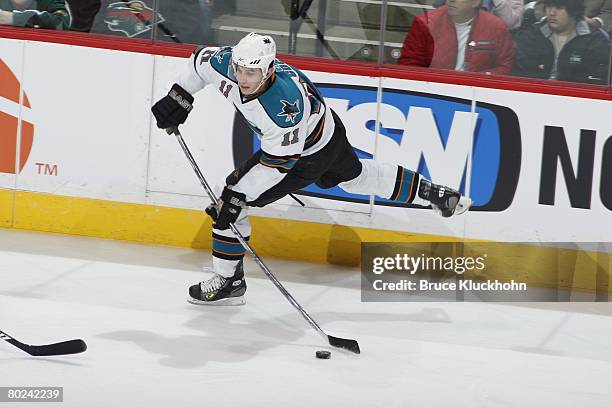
[258,70,305,129]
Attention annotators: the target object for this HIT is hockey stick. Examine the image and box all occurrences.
[168,127,360,354]
[289,193,305,206]
[0,329,87,357]
[289,0,338,58]
[120,0,182,43]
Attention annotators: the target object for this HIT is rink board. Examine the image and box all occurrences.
[0,37,611,283]
[9,190,456,266]
[0,189,13,227]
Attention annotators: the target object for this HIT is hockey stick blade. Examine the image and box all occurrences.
[23,339,87,357]
[328,335,360,354]
[1,331,87,357]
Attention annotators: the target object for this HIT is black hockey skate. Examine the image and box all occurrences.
[418,179,472,218]
[188,260,247,306]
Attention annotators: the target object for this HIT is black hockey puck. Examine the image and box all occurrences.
[315,350,331,359]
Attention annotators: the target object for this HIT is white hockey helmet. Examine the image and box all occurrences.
[232,32,277,78]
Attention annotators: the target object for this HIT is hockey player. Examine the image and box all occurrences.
[151,32,472,306]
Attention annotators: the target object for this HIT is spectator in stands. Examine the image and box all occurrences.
[513,0,609,85]
[398,0,516,74]
[433,0,525,29]
[529,0,612,33]
[0,0,70,29]
[66,0,100,32]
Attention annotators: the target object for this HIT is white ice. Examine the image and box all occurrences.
[1,228,612,408]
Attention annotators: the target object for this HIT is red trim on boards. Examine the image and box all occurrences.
[0,27,195,57]
[1,27,611,100]
[380,65,612,101]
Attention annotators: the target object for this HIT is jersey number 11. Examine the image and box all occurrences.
[281,129,299,146]
[219,80,233,98]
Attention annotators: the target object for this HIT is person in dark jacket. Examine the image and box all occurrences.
[66,0,100,32]
[398,0,516,75]
[513,0,610,85]
[0,0,70,29]
[530,0,612,33]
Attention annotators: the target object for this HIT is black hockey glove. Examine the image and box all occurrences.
[205,187,247,230]
[151,84,194,130]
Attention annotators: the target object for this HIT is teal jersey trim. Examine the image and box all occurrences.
[259,152,299,173]
[209,46,236,82]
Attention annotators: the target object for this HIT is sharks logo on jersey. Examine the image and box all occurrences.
[277,100,301,124]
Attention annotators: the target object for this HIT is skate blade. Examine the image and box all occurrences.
[454,197,473,216]
[187,296,246,306]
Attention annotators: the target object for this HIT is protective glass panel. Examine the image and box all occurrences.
[87,0,156,41]
[152,0,384,61]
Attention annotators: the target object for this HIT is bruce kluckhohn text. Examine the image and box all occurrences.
[372,279,527,292]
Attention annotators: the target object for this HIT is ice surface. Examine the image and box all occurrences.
[1,228,612,408]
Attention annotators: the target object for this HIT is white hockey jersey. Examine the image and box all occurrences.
[175,46,335,202]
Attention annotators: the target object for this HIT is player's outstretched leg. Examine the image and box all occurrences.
[337,160,472,218]
[188,259,247,306]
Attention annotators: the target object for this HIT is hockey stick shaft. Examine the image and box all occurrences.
[168,127,359,354]
[121,0,182,43]
[0,329,87,356]
[289,193,305,207]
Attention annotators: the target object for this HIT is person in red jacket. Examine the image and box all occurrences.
[398,0,516,75]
